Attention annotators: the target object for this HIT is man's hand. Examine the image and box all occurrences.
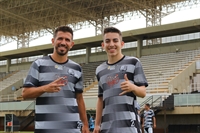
[43,77,65,93]
[93,125,100,133]
[81,125,90,133]
[153,124,156,128]
[119,74,136,95]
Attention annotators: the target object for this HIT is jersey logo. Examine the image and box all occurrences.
[55,64,63,70]
[68,69,75,76]
[120,65,127,72]
[106,74,119,87]
[107,65,115,70]
[55,75,68,85]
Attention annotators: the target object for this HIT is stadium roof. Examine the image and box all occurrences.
[0,18,199,61]
[0,0,198,38]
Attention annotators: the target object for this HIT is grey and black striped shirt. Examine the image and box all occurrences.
[96,55,148,133]
[23,56,83,133]
[142,109,155,128]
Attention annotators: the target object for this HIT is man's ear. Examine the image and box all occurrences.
[70,41,75,48]
[101,42,104,49]
[51,38,54,46]
[121,41,125,47]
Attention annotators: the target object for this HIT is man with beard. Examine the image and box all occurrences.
[22,26,89,133]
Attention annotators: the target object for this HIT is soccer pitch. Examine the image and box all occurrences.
[0,131,34,133]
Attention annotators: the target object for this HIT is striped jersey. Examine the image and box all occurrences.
[96,55,148,133]
[23,56,83,133]
[142,109,155,128]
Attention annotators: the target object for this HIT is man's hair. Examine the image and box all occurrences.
[53,25,73,39]
[103,27,122,36]
[145,103,150,107]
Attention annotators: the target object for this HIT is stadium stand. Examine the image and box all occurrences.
[83,49,200,98]
[0,70,28,101]
[0,71,15,81]
[0,0,200,132]
[0,48,199,102]
[81,61,105,87]
[0,47,200,133]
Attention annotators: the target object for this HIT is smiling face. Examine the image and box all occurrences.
[51,31,74,56]
[102,32,124,58]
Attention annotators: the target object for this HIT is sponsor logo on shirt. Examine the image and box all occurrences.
[55,64,63,70]
[106,74,119,87]
[55,75,68,85]
[107,65,115,70]
[119,65,127,72]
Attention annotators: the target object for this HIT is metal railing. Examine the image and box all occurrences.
[0,94,17,102]
[174,93,200,106]
[189,83,200,92]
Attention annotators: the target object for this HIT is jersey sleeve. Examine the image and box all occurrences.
[95,66,103,97]
[96,74,103,97]
[74,68,83,93]
[152,110,155,117]
[98,81,103,97]
[23,61,40,87]
[134,60,148,87]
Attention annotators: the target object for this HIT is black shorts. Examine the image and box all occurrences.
[90,128,94,132]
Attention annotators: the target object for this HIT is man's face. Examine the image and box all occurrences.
[51,31,74,56]
[102,32,124,57]
[145,105,149,110]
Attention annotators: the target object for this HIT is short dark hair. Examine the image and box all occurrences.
[53,26,73,39]
[145,103,150,107]
[103,27,122,36]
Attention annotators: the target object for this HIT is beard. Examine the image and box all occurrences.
[55,44,69,56]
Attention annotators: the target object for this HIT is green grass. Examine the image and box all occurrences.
[0,131,34,133]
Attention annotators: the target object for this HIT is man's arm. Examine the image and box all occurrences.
[76,93,89,131]
[93,97,103,133]
[132,85,146,98]
[153,116,156,128]
[22,87,45,99]
[22,77,64,99]
[141,113,144,128]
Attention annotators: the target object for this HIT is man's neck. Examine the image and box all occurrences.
[51,53,68,63]
[107,54,124,64]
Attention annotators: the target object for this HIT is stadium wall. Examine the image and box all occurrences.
[0,116,34,131]
[0,39,200,73]
[1,112,200,132]
[156,114,200,130]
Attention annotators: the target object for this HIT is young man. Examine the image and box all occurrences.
[141,103,156,133]
[93,27,148,133]
[22,26,89,133]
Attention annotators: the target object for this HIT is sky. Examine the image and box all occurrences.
[0,3,200,52]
